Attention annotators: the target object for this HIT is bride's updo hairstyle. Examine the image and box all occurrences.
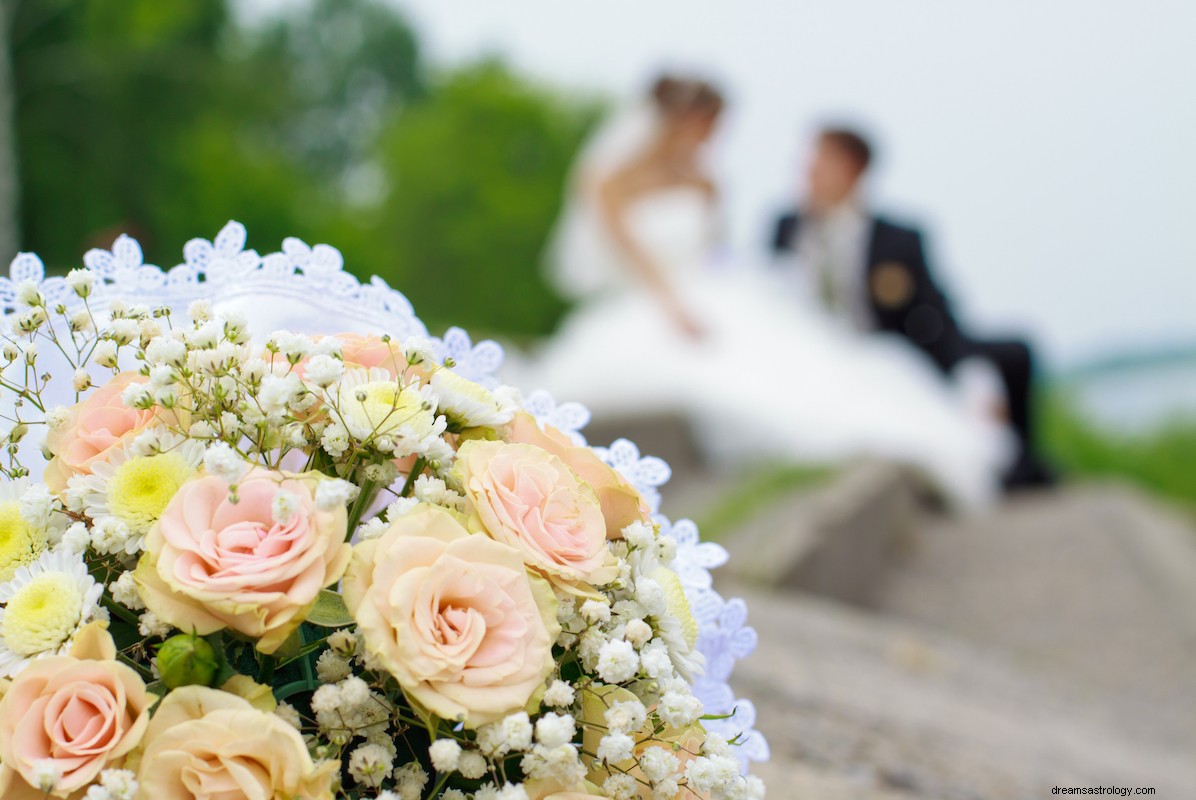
[650,74,725,122]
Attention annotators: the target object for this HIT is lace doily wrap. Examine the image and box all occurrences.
[1,221,769,768]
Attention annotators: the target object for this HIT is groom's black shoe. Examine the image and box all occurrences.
[1002,453,1058,493]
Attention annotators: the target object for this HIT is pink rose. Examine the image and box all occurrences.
[134,468,350,653]
[44,372,160,494]
[136,686,336,800]
[456,440,618,592]
[0,622,152,799]
[343,505,559,727]
[505,412,652,539]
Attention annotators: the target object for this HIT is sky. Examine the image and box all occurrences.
[245,0,1196,366]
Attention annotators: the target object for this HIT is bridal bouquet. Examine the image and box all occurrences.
[0,224,766,800]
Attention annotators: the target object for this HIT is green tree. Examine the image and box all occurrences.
[368,61,600,339]
[7,0,423,268]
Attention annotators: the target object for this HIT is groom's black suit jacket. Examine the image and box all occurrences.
[771,211,970,374]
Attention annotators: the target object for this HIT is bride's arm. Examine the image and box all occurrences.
[594,171,704,340]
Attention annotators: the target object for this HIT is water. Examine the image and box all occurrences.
[1065,356,1196,434]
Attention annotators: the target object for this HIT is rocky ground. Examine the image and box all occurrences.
[714,482,1196,799]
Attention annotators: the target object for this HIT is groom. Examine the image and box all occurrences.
[771,126,1054,490]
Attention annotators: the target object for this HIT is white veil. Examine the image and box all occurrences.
[544,103,662,300]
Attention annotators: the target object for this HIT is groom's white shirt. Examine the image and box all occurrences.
[793,199,873,332]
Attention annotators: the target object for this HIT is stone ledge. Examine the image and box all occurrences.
[722,459,923,605]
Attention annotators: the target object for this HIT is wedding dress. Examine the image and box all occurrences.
[525,146,1012,509]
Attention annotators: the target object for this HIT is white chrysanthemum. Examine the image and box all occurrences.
[70,433,203,552]
[429,370,516,428]
[0,480,53,582]
[333,368,446,456]
[0,548,104,677]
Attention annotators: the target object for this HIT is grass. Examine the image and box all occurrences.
[1040,390,1196,513]
[695,462,834,542]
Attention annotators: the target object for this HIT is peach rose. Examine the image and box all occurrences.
[505,412,651,539]
[134,468,350,653]
[456,440,618,592]
[0,622,152,799]
[581,686,709,800]
[44,372,160,494]
[333,332,406,374]
[343,505,559,727]
[136,685,336,800]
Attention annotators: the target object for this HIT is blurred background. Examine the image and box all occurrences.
[4,1,1196,795]
[3,0,1193,506]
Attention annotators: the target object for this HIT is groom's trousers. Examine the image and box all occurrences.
[965,337,1038,467]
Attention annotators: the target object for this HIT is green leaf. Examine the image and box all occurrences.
[307,589,354,628]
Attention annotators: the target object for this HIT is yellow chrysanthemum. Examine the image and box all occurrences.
[106,452,196,529]
[654,566,699,650]
[3,571,84,656]
[0,501,46,583]
[336,370,439,441]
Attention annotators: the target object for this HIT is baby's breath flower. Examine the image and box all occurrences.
[93,340,119,368]
[72,369,93,392]
[579,599,611,624]
[542,679,576,708]
[624,618,653,648]
[315,649,351,683]
[304,354,344,388]
[657,689,702,727]
[30,758,62,792]
[347,743,393,788]
[202,442,246,483]
[274,701,303,730]
[596,731,633,763]
[597,638,639,683]
[428,738,462,771]
[605,698,647,736]
[457,750,487,780]
[138,611,172,638]
[65,268,95,298]
[533,712,575,748]
[315,478,358,511]
[16,280,43,308]
[187,299,213,322]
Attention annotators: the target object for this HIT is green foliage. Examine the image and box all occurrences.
[368,62,600,338]
[1041,390,1196,511]
[8,0,594,340]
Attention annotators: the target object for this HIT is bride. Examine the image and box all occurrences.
[524,75,1012,509]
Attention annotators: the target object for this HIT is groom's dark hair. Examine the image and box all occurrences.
[819,127,873,173]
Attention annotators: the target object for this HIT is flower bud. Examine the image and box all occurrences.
[156,632,220,689]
